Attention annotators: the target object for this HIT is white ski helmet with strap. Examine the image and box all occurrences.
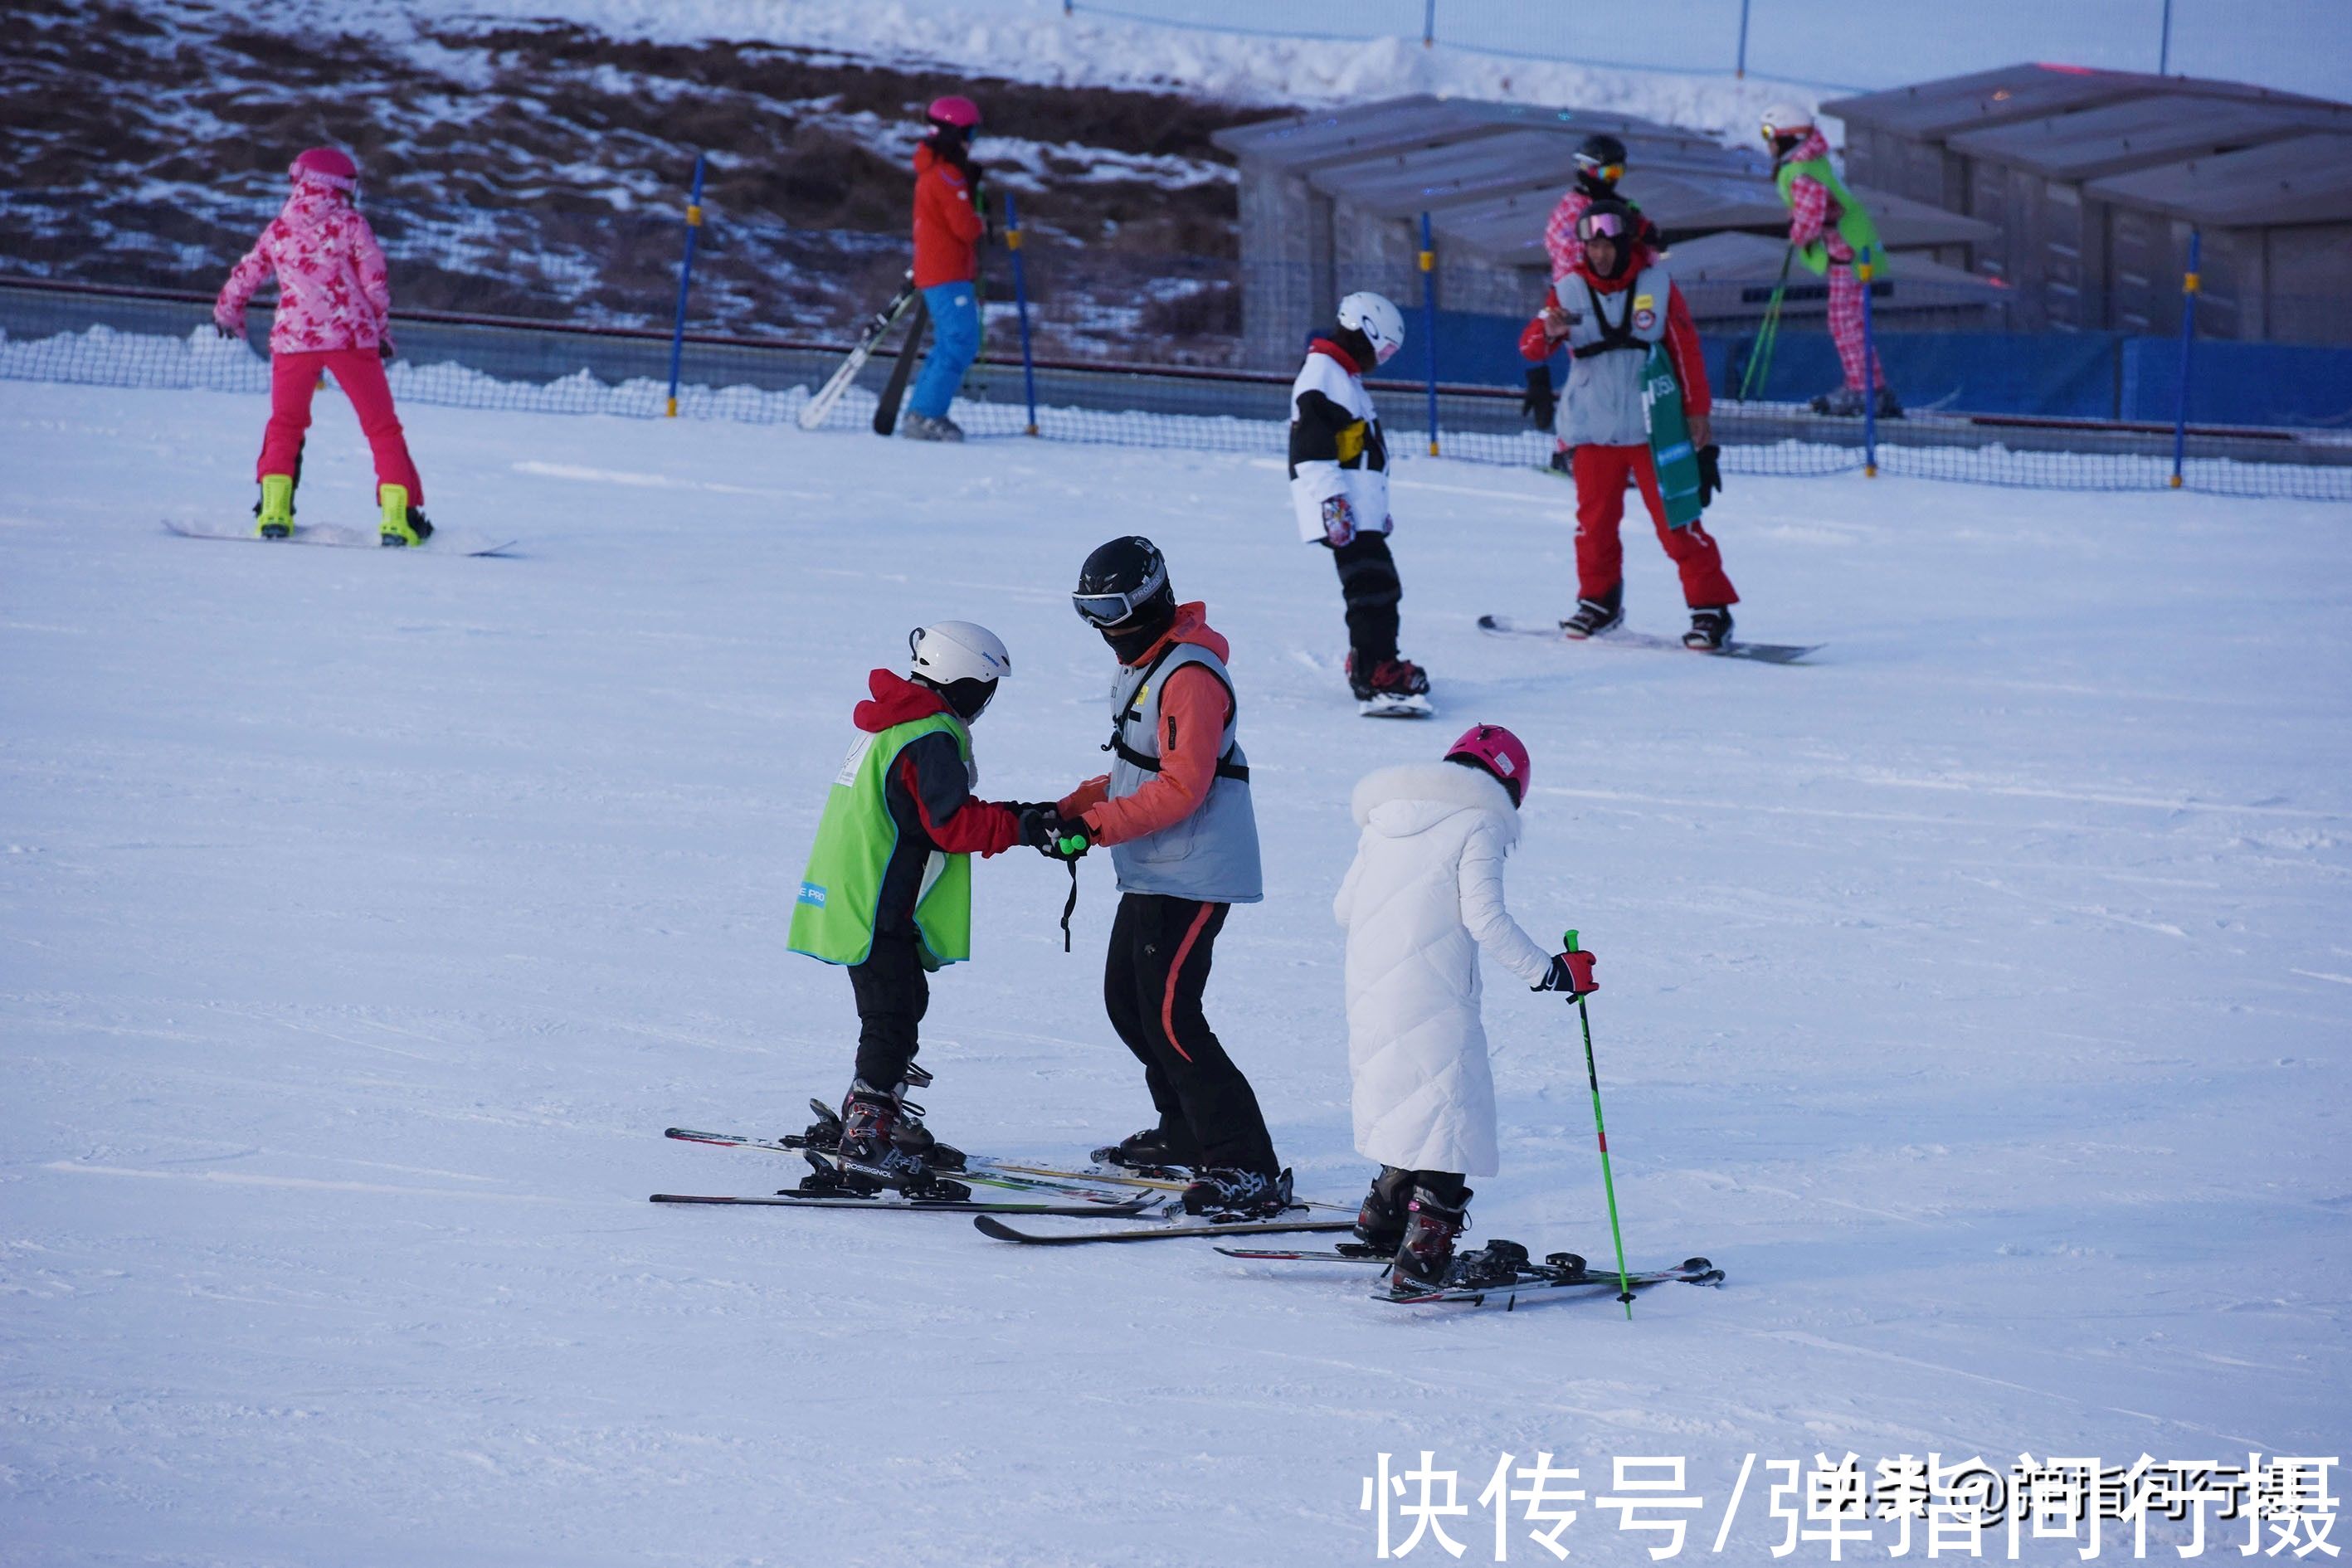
[1760,103,1814,144]
[1337,290,1405,365]
[908,621,1011,686]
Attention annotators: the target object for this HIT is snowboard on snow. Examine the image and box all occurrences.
[1359,692,1434,720]
[1478,613,1819,665]
[165,519,516,556]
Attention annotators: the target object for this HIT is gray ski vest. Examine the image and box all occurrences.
[1103,641,1264,904]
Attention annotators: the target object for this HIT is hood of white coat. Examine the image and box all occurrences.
[1351,762,1522,846]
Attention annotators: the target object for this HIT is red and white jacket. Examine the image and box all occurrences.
[1779,129,1855,264]
[1519,243,1712,422]
[215,173,393,355]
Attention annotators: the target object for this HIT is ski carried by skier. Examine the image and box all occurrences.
[800,276,918,431]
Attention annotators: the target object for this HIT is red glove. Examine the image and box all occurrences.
[1536,949,1598,996]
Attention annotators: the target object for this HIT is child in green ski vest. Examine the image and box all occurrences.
[786,621,1064,1178]
[1761,104,1901,421]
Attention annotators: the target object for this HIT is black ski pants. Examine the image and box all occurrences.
[1103,892,1279,1176]
[1327,532,1401,665]
[849,932,928,1090]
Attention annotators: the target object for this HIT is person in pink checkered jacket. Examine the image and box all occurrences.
[1761,106,1902,421]
[215,148,432,545]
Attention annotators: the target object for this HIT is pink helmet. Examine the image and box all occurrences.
[928,95,981,131]
[290,147,358,191]
[1444,723,1532,806]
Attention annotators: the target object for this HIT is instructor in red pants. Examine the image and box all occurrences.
[1526,200,1737,650]
[215,147,431,547]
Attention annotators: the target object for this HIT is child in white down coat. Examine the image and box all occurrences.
[1331,723,1597,1293]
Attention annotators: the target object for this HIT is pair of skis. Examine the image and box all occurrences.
[797,277,930,436]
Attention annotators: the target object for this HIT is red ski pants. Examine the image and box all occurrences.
[1827,262,1886,392]
[1572,443,1737,608]
[259,348,424,505]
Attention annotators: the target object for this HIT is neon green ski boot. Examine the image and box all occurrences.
[378,484,434,548]
[254,473,295,539]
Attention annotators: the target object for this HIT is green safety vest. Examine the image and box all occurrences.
[786,712,974,970]
[1774,155,1883,276]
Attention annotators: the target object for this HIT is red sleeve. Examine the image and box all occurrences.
[896,752,1020,857]
[1786,173,1829,249]
[1519,314,1553,363]
[1058,776,1108,819]
[923,164,986,246]
[1664,283,1710,417]
[215,230,274,330]
[1542,189,1585,280]
[1076,665,1225,848]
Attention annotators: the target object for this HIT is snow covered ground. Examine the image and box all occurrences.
[3,379,2349,1566]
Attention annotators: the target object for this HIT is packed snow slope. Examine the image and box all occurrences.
[3,382,2349,1566]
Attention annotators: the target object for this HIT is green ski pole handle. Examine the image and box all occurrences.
[1562,926,1637,1317]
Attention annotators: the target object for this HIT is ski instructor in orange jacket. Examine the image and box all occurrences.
[904,95,987,442]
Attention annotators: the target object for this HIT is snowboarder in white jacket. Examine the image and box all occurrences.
[1332,723,1598,1293]
[1288,290,1432,716]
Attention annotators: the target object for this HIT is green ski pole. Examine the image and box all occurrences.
[1739,245,1794,402]
[1564,928,1637,1317]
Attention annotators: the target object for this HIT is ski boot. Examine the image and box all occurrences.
[378,484,435,548]
[1682,606,1734,651]
[1092,1123,1200,1174]
[1353,1165,1414,1252]
[901,412,965,443]
[1809,386,1865,417]
[1179,1166,1293,1220]
[253,473,296,539]
[882,1062,965,1171]
[1385,1183,1471,1295]
[1872,385,1905,421]
[809,1081,970,1200]
[1561,583,1624,640]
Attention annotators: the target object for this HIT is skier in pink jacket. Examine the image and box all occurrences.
[214,148,431,545]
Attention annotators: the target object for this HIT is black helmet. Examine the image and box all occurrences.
[1073,536,1172,629]
[1575,133,1628,178]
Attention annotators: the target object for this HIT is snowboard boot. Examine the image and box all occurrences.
[901,412,966,443]
[1093,1124,1202,1173]
[1683,606,1734,651]
[1561,583,1624,640]
[378,484,434,548]
[253,473,296,539]
[1387,1184,1471,1294]
[1353,1165,1415,1251]
[1180,1166,1293,1220]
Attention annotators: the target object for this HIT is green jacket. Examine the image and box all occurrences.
[787,709,974,970]
[1775,154,1883,276]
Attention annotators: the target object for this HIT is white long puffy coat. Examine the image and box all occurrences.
[1332,762,1553,1176]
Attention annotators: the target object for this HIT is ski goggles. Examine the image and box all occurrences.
[1575,153,1625,184]
[1071,561,1168,628]
[1577,210,1629,241]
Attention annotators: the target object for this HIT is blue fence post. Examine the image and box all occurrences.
[1858,246,1879,476]
[665,152,705,418]
[1736,0,1752,77]
[2170,229,2202,489]
[1419,212,1439,456]
[1423,0,1436,47]
[2160,0,2174,74]
[1005,192,1041,437]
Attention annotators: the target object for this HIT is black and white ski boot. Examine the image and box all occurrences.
[1682,606,1734,651]
[805,1084,971,1200]
[1180,1166,1293,1220]
[1872,385,1904,420]
[1561,584,1624,640]
[1092,1124,1201,1174]
[1353,1165,1414,1252]
[1385,1184,1471,1295]
[1810,386,1865,417]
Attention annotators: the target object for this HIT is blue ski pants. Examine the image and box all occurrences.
[910,282,980,421]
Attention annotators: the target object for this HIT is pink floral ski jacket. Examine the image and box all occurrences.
[214,173,392,354]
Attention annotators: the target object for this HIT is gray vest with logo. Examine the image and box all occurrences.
[1104,642,1264,903]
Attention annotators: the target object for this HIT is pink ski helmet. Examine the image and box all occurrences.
[290,147,358,191]
[928,95,981,132]
[1444,723,1532,806]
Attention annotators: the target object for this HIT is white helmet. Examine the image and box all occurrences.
[908,621,1011,718]
[1337,290,1405,366]
[1760,103,1814,142]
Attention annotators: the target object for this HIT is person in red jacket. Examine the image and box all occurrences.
[904,95,988,441]
[1519,264,1709,475]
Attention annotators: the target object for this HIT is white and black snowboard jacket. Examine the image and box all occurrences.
[1287,337,1391,543]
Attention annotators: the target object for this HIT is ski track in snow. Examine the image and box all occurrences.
[2,379,2350,1564]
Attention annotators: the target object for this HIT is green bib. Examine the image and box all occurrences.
[787,713,974,970]
[1775,155,1883,276]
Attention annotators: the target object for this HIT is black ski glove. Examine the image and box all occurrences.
[378,334,398,363]
[1019,806,1090,861]
[1697,443,1723,509]
[1534,948,1599,996]
[1521,364,1556,429]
